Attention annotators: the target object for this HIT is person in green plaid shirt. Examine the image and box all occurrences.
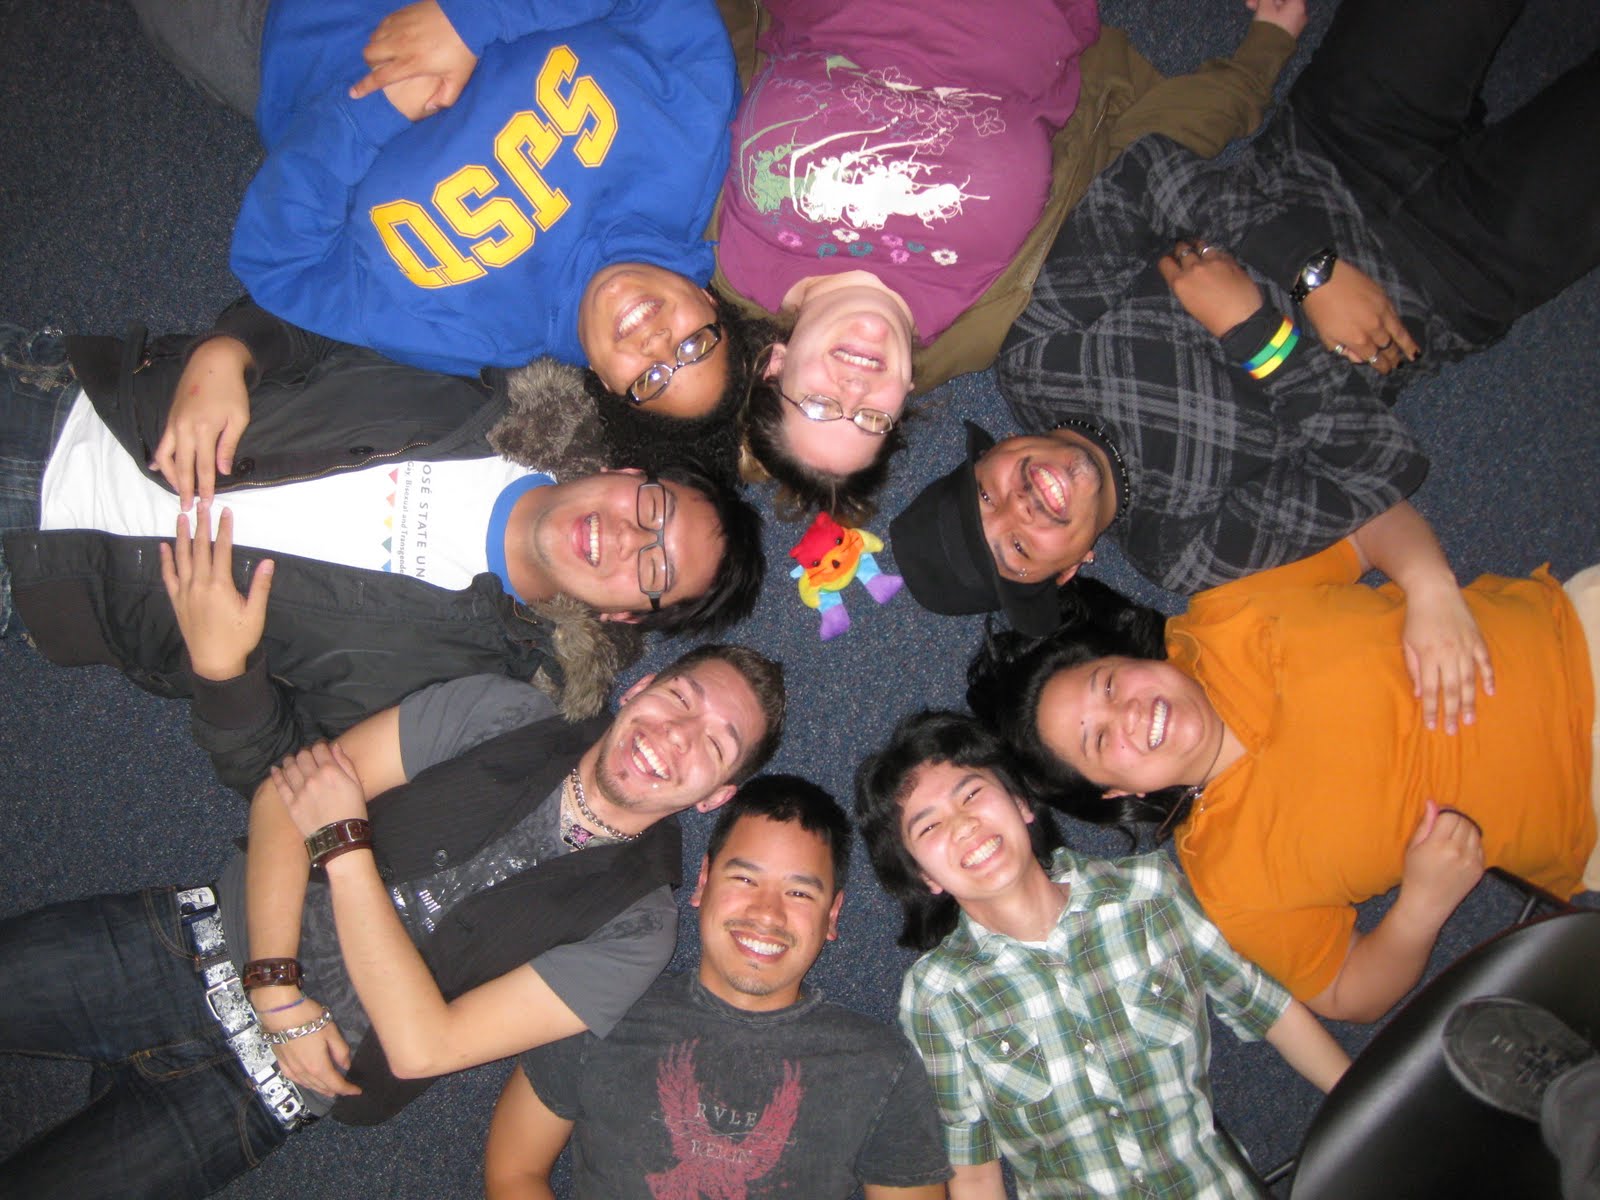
[856,711,1348,1198]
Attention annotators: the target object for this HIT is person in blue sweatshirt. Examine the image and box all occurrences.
[140,0,743,406]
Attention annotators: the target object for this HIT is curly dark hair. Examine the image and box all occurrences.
[965,578,1189,839]
[854,710,1062,951]
[582,302,780,489]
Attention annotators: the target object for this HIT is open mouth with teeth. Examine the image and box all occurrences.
[829,345,884,372]
[577,513,601,567]
[631,733,669,781]
[1148,698,1169,750]
[961,835,1003,870]
[1026,460,1071,521]
[615,297,660,341]
[730,927,791,960]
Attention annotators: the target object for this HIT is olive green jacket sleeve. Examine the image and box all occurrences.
[709,21,1296,393]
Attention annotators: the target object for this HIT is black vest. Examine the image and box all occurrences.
[334,713,682,1125]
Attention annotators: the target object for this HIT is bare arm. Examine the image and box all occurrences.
[483,1066,571,1200]
[1306,802,1485,1022]
[948,1161,1007,1200]
[272,740,588,1077]
[864,1185,949,1199]
[1349,501,1495,733]
[1263,1000,1349,1092]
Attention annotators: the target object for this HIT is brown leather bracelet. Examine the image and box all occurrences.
[305,818,374,868]
[242,957,303,991]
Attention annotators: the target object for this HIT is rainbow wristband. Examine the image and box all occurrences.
[1240,316,1300,380]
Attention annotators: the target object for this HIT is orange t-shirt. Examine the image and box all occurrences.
[1168,540,1595,1000]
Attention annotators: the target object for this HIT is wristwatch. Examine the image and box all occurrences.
[1290,247,1338,304]
[304,817,374,868]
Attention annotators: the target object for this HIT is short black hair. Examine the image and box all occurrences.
[741,344,907,526]
[854,710,1061,951]
[633,461,765,638]
[658,642,786,782]
[965,581,1189,837]
[705,774,852,893]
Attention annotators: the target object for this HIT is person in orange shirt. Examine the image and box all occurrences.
[966,517,1599,1024]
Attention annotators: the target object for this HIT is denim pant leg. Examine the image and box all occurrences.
[0,324,78,636]
[0,888,291,1200]
[1542,1058,1600,1200]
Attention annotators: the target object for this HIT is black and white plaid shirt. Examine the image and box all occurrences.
[998,117,1471,595]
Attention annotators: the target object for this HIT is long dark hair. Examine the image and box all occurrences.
[855,711,1062,951]
[966,577,1193,839]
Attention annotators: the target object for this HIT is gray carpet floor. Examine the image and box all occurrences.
[1,0,1597,1195]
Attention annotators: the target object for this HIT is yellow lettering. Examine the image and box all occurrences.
[536,46,618,167]
[495,111,571,231]
[369,199,486,287]
[434,164,536,267]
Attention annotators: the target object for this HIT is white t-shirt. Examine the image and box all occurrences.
[41,389,545,591]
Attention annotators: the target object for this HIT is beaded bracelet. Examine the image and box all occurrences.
[265,1007,334,1046]
[1240,315,1300,380]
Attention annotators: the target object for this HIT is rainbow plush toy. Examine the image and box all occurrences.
[788,512,903,640]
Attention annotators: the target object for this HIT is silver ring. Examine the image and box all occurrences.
[1365,353,1380,365]
[1376,339,1394,351]
[1198,244,1218,258]
[1332,342,1348,356]
[1175,247,1195,260]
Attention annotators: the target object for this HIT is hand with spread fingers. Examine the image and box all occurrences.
[1157,240,1264,338]
[253,989,363,1098]
[1401,579,1496,734]
[349,0,477,114]
[272,741,369,839]
[151,336,253,511]
[1302,259,1421,374]
[159,503,274,682]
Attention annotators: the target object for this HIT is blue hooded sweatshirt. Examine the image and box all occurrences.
[233,0,736,376]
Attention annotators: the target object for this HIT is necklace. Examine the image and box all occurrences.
[1159,726,1229,842]
[1052,417,1133,525]
[563,769,637,846]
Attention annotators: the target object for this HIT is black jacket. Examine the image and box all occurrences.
[5,301,622,795]
[336,711,682,1126]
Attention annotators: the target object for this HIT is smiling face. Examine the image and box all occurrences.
[973,429,1117,586]
[586,659,768,827]
[897,761,1040,907]
[691,813,843,1012]
[768,271,915,475]
[1036,657,1223,797]
[506,470,722,617]
[578,263,727,417]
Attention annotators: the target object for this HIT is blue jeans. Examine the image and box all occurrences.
[0,888,292,1199]
[0,323,77,636]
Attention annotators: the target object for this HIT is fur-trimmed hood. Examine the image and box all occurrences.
[488,359,643,717]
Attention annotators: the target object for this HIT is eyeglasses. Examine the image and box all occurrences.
[780,390,897,435]
[635,478,672,611]
[628,323,723,405]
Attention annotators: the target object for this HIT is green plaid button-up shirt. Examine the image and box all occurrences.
[899,848,1290,1199]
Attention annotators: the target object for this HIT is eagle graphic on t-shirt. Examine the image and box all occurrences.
[646,1040,803,1199]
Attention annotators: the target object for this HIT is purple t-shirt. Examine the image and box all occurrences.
[716,0,1099,340]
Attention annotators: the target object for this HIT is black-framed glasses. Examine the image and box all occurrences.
[780,390,897,435]
[635,478,672,611]
[627,323,722,405]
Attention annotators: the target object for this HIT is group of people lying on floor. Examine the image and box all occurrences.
[2,0,1597,1195]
